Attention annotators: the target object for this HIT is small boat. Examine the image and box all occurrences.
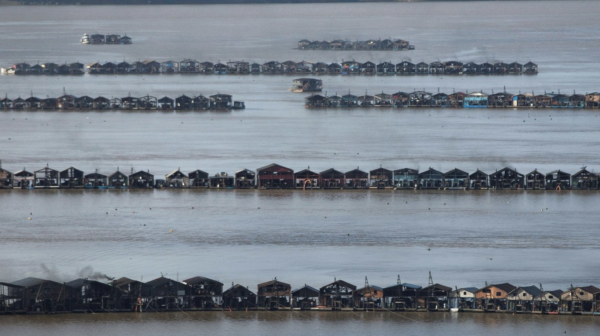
[81,34,90,44]
[232,101,245,110]
[450,307,459,313]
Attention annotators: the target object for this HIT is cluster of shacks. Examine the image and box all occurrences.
[1,60,537,76]
[1,275,598,314]
[1,163,599,191]
[297,39,413,50]
[0,93,244,111]
[305,90,600,109]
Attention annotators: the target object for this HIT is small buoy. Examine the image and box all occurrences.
[192,207,194,209]
[150,208,152,210]
[170,230,173,233]
[27,217,31,220]
[106,212,108,215]
[428,208,431,210]
[258,207,260,209]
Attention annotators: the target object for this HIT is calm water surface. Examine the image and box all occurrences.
[1,1,600,333]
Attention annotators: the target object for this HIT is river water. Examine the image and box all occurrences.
[1,1,600,334]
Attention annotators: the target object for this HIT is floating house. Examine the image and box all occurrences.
[464,92,488,108]
[506,286,541,312]
[409,91,432,106]
[374,93,393,107]
[12,168,34,188]
[0,162,12,189]
[489,167,524,190]
[416,62,429,74]
[355,280,383,309]
[376,61,395,75]
[129,170,154,189]
[382,281,422,310]
[419,283,451,311]
[392,91,410,107]
[369,167,393,189]
[59,167,85,188]
[357,93,374,107]
[418,168,444,189]
[294,168,320,189]
[108,170,128,188]
[84,171,107,188]
[319,279,356,310]
[158,96,174,109]
[165,169,188,188]
[585,92,600,108]
[396,61,416,75]
[112,277,152,311]
[305,94,328,108]
[11,277,71,313]
[488,91,513,107]
[183,276,223,309]
[235,168,256,189]
[292,78,323,93]
[209,172,234,188]
[464,62,481,75]
[292,285,319,309]
[468,170,489,190]
[189,170,209,188]
[0,281,26,313]
[319,168,344,189]
[444,61,463,75]
[179,59,200,73]
[474,283,516,311]
[444,168,469,189]
[175,95,193,110]
[223,284,256,310]
[560,286,600,313]
[161,60,179,74]
[257,279,292,309]
[432,92,449,107]
[34,166,59,188]
[76,95,94,109]
[393,168,418,189]
[524,62,538,74]
[545,170,571,190]
[210,94,232,110]
[525,169,545,190]
[344,168,368,189]
[145,277,192,311]
[449,287,478,310]
[66,278,120,312]
[257,163,294,189]
[534,289,563,313]
[571,168,598,190]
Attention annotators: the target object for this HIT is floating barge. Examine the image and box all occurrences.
[0,273,598,314]
[297,39,414,51]
[1,161,599,191]
[305,90,597,109]
[0,93,244,111]
[81,34,132,45]
[291,78,323,92]
[1,60,537,76]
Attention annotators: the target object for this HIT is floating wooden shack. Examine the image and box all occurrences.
[0,281,26,313]
[488,91,513,107]
[292,78,323,93]
[392,91,409,107]
[374,93,393,107]
[189,170,210,188]
[257,163,294,189]
[319,168,344,189]
[161,60,179,74]
[357,93,375,107]
[585,92,600,108]
[474,283,516,311]
[223,284,256,310]
[84,171,107,188]
[571,168,599,190]
[319,279,356,310]
[545,170,571,190]
[34,166,59,188]
[129,170,154,189]
[396,61,416,75]
[66,278,120,312]
[235,169,255,189]
[179,59,200,74]
[165,169,188,188]
[344,168,368,189]
[377,62,395,75]
[59,167,85,188]
[183,276,223,309]
[257,278,292,309]
[292,285,319,309]
[534,289,563,313]
[175,95,193,110]
[108,170,128,188]
[11,277,71,313]
[418,168,444,189]
[341,93,358,107]
[469,169,489,190]
[409,91,432,107]
[524,62,538,74]
[489,167,524,190]
[158,96,174,109]
[145,277,192,311]
[294,168,320,189]
[444,168,469,189]
[369,167,393,189]
[506,286,541,312]
[305,94,328,108]
[0,161,12,189]
[393,168,418,189]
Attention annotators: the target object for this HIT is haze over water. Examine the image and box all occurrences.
[1,1,600,334]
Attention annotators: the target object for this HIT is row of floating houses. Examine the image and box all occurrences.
[1,275,599,314]
[0,94,244,111]
[1,60,537,76]
[297,38,414,51]
[304,90,600,108]
[1,163,599,190]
